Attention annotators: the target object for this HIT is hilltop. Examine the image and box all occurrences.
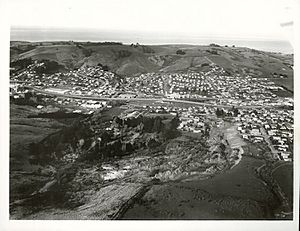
[10,41,293,91]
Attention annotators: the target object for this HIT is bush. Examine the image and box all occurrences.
[209,43,220,47]
[206,49,219,55]
[34,60,64,74]
[10,58,33,70]
[176,49,186,55]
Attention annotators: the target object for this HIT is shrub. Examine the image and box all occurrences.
[176,49,186,55]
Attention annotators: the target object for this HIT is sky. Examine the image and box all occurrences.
[6,0,294,42]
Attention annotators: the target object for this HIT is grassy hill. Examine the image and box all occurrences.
[10,42,293,91]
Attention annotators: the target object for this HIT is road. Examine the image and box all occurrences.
[20,85,276,110]
[204,56,214,65]
[260,127,279,160]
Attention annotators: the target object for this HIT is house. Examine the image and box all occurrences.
[254,136,264,141]
[250,129,260,136]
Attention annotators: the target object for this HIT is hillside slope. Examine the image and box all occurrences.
[10,42,294,91]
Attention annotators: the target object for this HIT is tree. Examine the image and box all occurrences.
[102,65,109,71]
[153,117,162,132]
[10,58,33,70]
[234,108,239,117]
[216,108,223,117]
[209,43,220,47]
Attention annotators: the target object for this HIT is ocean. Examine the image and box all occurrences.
[10,27,293,54]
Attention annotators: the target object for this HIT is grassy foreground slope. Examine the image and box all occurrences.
[10,104,68,201]
[122,156,278,219]
[10,42,293,91]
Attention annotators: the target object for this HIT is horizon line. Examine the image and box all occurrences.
[10,25,290,43]
[9,40,294,55]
